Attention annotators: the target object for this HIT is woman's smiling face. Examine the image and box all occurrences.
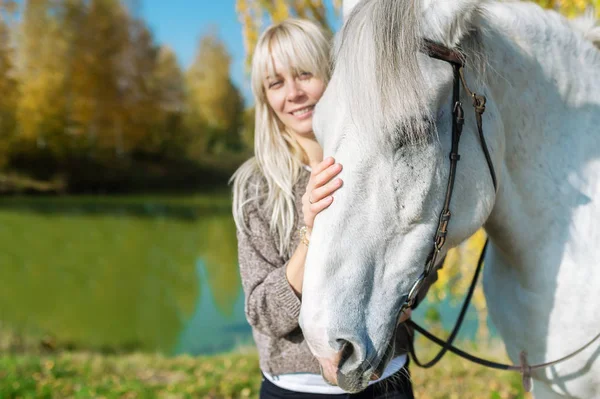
[264,56,326,138]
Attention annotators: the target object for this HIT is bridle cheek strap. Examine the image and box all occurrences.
[401,40,496,313]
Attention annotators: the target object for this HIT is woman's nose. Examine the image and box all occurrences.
[286,81,304,101]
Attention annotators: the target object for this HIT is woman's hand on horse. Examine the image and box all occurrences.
[302,157,343,231]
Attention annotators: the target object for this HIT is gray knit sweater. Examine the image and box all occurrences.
[236,167,436,376]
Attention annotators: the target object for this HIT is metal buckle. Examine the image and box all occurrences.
[406,272,427,308]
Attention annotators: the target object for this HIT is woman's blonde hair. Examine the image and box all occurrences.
[231,18,331,257]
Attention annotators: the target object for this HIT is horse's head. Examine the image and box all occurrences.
[300,0,503,392]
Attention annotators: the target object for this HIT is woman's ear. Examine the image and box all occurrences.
[421,0,483,47]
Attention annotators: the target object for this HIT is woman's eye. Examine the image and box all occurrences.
[299,72,312,79]
[268,80,282,89]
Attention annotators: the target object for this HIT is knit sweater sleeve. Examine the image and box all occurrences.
[237,202,302,339]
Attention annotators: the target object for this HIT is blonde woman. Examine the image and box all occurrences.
[231,19,415,399]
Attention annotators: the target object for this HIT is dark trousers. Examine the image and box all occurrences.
[259,366,415,399]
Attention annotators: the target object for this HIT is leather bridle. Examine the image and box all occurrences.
[396,39,600,392]
[400,38,497,314]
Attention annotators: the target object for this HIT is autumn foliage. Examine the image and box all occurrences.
[0,0,247,193]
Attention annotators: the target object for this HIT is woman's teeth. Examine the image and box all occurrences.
[292,106,313,116]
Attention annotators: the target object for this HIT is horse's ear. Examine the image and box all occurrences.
[343,0,362,21]
[569,10,600,50]
[421,0,483,46]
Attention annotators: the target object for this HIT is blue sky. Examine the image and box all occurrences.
[141,0,248,99]
[141,0,342,105]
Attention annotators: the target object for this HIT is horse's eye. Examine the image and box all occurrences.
[391,116,434,149]
[389,128,400,148]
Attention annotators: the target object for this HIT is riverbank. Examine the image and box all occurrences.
[1,340,530,398]
[1,151,247,195]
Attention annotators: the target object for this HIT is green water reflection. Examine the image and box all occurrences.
[0,194,249,355]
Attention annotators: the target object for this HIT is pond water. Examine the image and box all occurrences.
[0,194,492,356]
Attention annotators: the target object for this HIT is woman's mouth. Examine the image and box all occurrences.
[290,105,315,119]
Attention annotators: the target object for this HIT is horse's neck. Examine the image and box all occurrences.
[482,3,600,271]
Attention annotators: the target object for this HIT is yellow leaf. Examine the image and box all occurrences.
[237,0,341,68]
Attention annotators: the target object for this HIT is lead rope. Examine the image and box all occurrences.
[407,239,488,369]
[407,280,600,392]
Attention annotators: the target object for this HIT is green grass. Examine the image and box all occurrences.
[409,337,531,399]
[0,340,531,399]
[0,350,261,399]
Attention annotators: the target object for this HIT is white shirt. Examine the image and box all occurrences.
[262,354,407,394]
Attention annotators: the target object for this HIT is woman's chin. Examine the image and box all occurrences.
[291,126,317,139]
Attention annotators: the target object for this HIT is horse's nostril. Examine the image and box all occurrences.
[331,336,369,376]
[331,338,370,392]
[336,339,356,370]
[335,338,349,349]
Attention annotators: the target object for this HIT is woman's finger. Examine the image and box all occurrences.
[311,157,335,179]
[309,195,334,214]
[306,157,334,194]
[313,163,343,188]
[310,178,343,204]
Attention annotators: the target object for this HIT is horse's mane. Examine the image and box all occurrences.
[333,0,428,145]
[333,0,598,147]
[333,0,485,146]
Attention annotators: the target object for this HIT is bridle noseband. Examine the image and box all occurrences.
[400,39,497,314]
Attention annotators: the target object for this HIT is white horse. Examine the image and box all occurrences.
[299,0,600,397]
